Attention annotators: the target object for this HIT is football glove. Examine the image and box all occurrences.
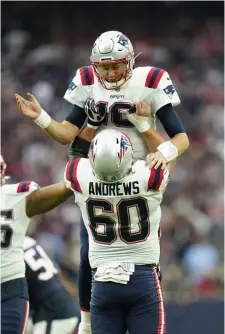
[84,98,106,129]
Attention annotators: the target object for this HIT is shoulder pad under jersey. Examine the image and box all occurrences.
[134,66,181,107]
[78,66,95,86]
[142,66,180,107]
[64,66,95,106]
[132,160,169,192]
[133,66,165,89]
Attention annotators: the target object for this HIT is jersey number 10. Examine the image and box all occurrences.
[96,102,135,127]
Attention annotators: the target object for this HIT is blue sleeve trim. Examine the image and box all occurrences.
[156,104,185,138]
[65,104,87,129]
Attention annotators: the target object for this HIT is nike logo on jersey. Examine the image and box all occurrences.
[110,94,125,99]
[89,181,140,196]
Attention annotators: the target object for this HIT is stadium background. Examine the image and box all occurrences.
[1,1,224,333]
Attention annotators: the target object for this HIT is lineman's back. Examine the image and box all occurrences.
[64,158,169,268]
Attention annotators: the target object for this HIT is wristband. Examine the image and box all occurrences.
[157,141,178,162]
[34,109,51,129]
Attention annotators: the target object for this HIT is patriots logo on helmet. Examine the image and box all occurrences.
[163,85,176,99]
[119,136,130,162]
[118,35,129,49]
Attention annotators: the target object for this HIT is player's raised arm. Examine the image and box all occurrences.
[15,66,105,145]
[25,181,73,218]
[15,92,81,144]
[15,93,105,148]
[150,69,189,159]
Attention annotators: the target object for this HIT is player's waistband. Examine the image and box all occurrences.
[1,277,29,301]
[92,263,162,281]
[92,263,157,273]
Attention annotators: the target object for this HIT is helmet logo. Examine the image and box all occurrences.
[118,35,129,49]
[119,136,130,162]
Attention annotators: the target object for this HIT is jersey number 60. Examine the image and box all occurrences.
[87,197,150,244]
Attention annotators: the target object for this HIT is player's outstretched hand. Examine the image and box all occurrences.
[146,152,167,169]
[15,93,42,120]
[135,100,151,117]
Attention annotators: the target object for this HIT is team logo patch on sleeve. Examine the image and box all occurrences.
[163,85,176,99]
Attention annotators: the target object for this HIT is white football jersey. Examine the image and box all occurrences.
[64,65,181,160]
[64,158,169,268]
[0,181,39,283]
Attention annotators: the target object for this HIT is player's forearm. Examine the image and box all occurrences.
[67,125,96,159]
[78,125,97,143]
[43,119,79,145]
[141,128,165,152]
[170,133,189,155]
[26,181,73,217]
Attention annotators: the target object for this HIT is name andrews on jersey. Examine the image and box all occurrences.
[89,181,140,196]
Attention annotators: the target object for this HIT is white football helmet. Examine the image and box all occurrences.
[90,31,135,90]
[89,130,133,183]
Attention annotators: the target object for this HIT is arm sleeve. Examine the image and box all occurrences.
[156,104,186,138]
[65,104,87,129]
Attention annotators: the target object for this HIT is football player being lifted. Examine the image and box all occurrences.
[16,30,189,333]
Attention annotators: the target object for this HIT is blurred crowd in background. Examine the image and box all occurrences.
[1,2,224,303]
